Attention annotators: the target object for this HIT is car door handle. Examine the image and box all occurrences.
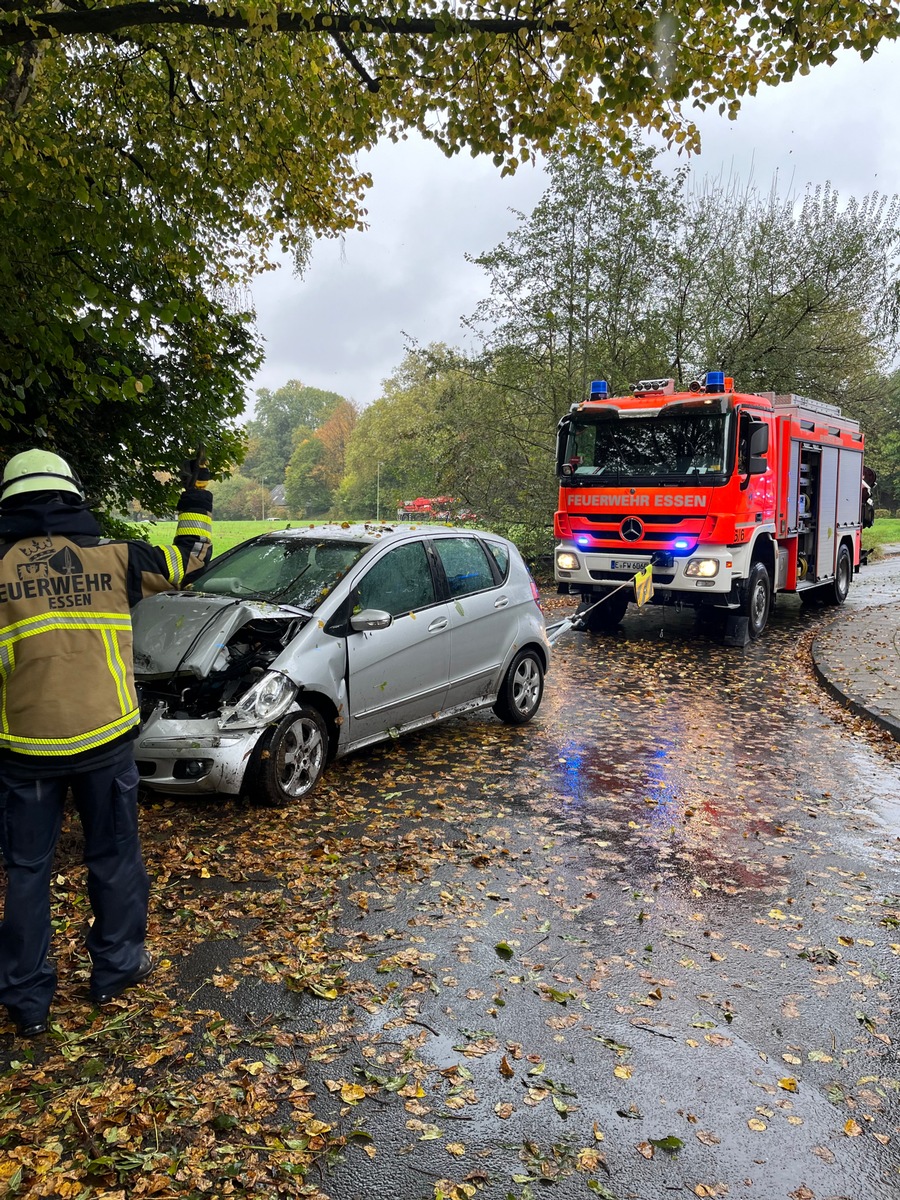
[494,596,510,609]
[428,617,449,631]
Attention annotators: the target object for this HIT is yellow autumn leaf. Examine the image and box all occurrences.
[446,1142,466,1157]
[747,1118,767,1131]
[244,1062,264,1076]
[304,1120,332,1136]
[614,1064,633,1080]
[340,1083,367,1104]
[778,1077,798,1092]
[844,1119,863,1137]
[199,867,211,878]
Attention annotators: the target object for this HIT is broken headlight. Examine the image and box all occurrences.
[218,671,297,731]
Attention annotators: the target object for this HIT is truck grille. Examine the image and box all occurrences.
[573,513,704,550]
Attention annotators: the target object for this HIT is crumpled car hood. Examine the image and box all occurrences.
[132,591,302,680]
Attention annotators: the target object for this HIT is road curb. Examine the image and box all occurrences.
[811,603,900,742]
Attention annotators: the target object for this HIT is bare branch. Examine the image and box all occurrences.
[330,31,380,93]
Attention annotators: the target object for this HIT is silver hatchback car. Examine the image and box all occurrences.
[132,523,550,805]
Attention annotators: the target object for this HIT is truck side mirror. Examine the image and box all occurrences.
[748,419,769,475]
[748,420,769,456]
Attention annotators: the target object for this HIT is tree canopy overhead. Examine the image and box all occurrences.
[2,1,898,511]
[4,3,899,175]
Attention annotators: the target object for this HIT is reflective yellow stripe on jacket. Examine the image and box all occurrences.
[0,610,138,755]
[175,511,212,540]
[0,708,140,755]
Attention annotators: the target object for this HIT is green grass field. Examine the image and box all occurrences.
[868,518,900,547]
[143,519,297,558]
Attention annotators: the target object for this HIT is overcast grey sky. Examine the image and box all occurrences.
[248,42,900,410]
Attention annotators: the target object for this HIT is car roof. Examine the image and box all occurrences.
[258,522,504,545]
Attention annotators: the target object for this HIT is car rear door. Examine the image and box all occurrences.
[432,535,517,708]
[346,540,451,741]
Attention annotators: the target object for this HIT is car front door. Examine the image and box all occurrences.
[432,535,516,708]
[346,540,451,742]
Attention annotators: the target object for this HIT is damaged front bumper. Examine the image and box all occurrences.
[134,709,264,795]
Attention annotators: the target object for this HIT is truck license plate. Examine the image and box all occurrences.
[609,560,648,572]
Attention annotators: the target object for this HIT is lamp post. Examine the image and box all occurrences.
[376,461,384,521]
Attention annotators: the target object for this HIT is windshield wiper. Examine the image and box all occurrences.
[264,564,316,604]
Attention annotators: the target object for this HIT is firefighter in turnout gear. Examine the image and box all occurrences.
[0,449,213,1037]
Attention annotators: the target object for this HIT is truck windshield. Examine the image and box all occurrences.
[560,410,734,485]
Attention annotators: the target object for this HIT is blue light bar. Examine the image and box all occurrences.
[674,539,690,550]
[577,536,591,547]
[706,370,725,392]
[590,380,608,396]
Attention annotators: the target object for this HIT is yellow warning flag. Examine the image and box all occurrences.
[633,563,654,608]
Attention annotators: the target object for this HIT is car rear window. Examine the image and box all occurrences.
[483,540,510,578]
[433,537,496,597]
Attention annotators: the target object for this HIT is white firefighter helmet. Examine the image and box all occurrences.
[0,449,84,502]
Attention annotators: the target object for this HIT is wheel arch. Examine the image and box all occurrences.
[508,638,550,674]
[295,689,342,762]
[750,532,776,578]
[837,533,856,566]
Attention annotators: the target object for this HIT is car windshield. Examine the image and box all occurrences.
[191,537,370,610]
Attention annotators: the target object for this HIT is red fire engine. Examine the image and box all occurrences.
[554,371,867,643]
[397,496,453,520]
[396,497,476,522]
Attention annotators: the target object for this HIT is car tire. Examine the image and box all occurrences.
[493,649,545,725]
[824,543,852,606]
[578,589,630,632]
[249,705,329,807]
[741,561,771,639]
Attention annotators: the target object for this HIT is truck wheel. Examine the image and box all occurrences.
[578,589,630,632]
[249,705,329,807]
[825,543,852,606]
[741,562,771,639]
[493,649,545,724]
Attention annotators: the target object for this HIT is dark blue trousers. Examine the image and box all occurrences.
[0,744,149,1026]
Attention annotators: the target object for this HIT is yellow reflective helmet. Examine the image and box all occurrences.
[0,449,84,502]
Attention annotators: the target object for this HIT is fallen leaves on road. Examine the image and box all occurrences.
[1,609,899,1197]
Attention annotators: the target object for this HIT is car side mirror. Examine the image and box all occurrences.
[749,455,768,475]
[350,608,394,632]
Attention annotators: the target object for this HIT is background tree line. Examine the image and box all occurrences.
[2,1,895,522]
[231,143,900,545]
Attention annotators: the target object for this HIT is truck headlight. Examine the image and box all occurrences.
[556,551,580,571]
[219,672,297,730]
[685,558,719,578]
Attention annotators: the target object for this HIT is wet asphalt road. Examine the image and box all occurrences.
[163,567,900,1200]
[3,561,899,1200]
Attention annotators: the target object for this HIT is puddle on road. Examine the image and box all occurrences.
[511,600,900,907]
